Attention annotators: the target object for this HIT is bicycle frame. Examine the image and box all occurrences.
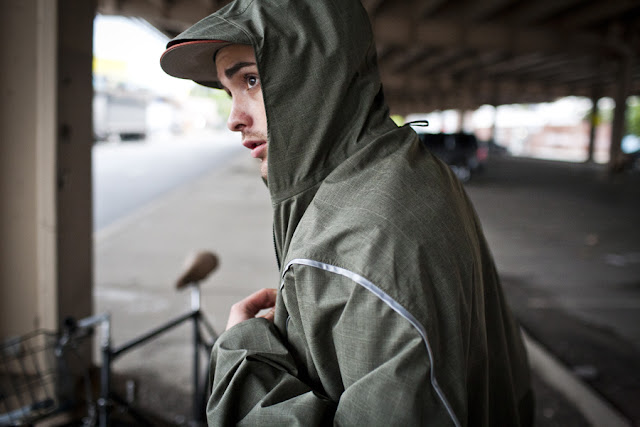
[73,283,217,426]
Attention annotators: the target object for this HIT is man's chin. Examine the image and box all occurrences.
[260,161,268,185]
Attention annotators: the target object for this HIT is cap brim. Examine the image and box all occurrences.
[160,40,231,89]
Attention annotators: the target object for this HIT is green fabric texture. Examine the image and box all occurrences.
[167,0,533,425]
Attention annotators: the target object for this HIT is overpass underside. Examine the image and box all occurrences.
[1,0,639,345]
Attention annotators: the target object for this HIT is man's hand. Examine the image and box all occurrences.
[226,288,277,330]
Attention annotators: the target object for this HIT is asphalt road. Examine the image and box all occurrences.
[92,130,242,230]
[464,156,640,424]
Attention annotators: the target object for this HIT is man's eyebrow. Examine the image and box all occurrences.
[224,61,256,80]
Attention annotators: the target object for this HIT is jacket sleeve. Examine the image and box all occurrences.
[207,264,458,426]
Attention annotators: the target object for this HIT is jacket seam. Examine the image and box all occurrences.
[281,258,461,427]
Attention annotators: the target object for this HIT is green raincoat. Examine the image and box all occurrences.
[162,0,533,425]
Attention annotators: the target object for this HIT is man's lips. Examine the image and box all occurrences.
[243,140,267,159]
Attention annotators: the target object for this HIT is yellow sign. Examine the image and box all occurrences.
[93,57,127,78]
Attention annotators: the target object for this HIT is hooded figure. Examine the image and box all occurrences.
[161,0,534,425]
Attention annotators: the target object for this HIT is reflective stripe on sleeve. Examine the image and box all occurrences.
[281,258,461,427]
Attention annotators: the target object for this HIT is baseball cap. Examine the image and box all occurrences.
[160,10,252,88]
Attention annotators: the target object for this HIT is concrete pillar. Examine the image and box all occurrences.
[586,90,599,163]
[609,54,633,171]
[56,0,96,328]
[490,105,498,143]
[489,82,500,143]
[457,109,465,133]
[0,0,94,337]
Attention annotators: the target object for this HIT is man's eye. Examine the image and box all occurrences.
[246,75,258,89]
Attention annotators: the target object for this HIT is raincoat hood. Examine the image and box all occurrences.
[161,0,397,263]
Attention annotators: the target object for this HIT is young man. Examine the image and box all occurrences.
[161,0,534,425]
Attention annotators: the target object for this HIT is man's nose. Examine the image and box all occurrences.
[227,101,252,132]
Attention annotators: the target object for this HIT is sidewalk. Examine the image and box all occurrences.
[94,152,635,425]
[94,151,276,423]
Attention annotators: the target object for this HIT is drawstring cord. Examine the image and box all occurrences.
[403,120,429,128]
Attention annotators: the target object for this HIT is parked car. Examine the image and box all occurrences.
[417,132,488,181]
[486,138,510,157]
[622,134,640,172]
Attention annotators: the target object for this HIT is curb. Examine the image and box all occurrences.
[522,330,632,427]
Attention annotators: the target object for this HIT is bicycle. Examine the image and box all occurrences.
[0,250,220,426]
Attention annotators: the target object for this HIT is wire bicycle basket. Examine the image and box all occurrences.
[0,330,68,426]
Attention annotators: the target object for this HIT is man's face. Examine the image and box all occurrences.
[216,44,268,181]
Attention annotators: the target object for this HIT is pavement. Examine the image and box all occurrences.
[94,146,639,426]
[465,156,640,427]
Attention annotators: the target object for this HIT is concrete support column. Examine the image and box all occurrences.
[609,55,633,171]
[490,105,498,143]
[56,0,96,328]
[489,83,500,144]
[0,0,94,337]
[457,109,464,133]
[586,90,599,163]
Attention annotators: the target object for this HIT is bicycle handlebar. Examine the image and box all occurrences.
[75,312,111,330]
[58,312,112,355]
